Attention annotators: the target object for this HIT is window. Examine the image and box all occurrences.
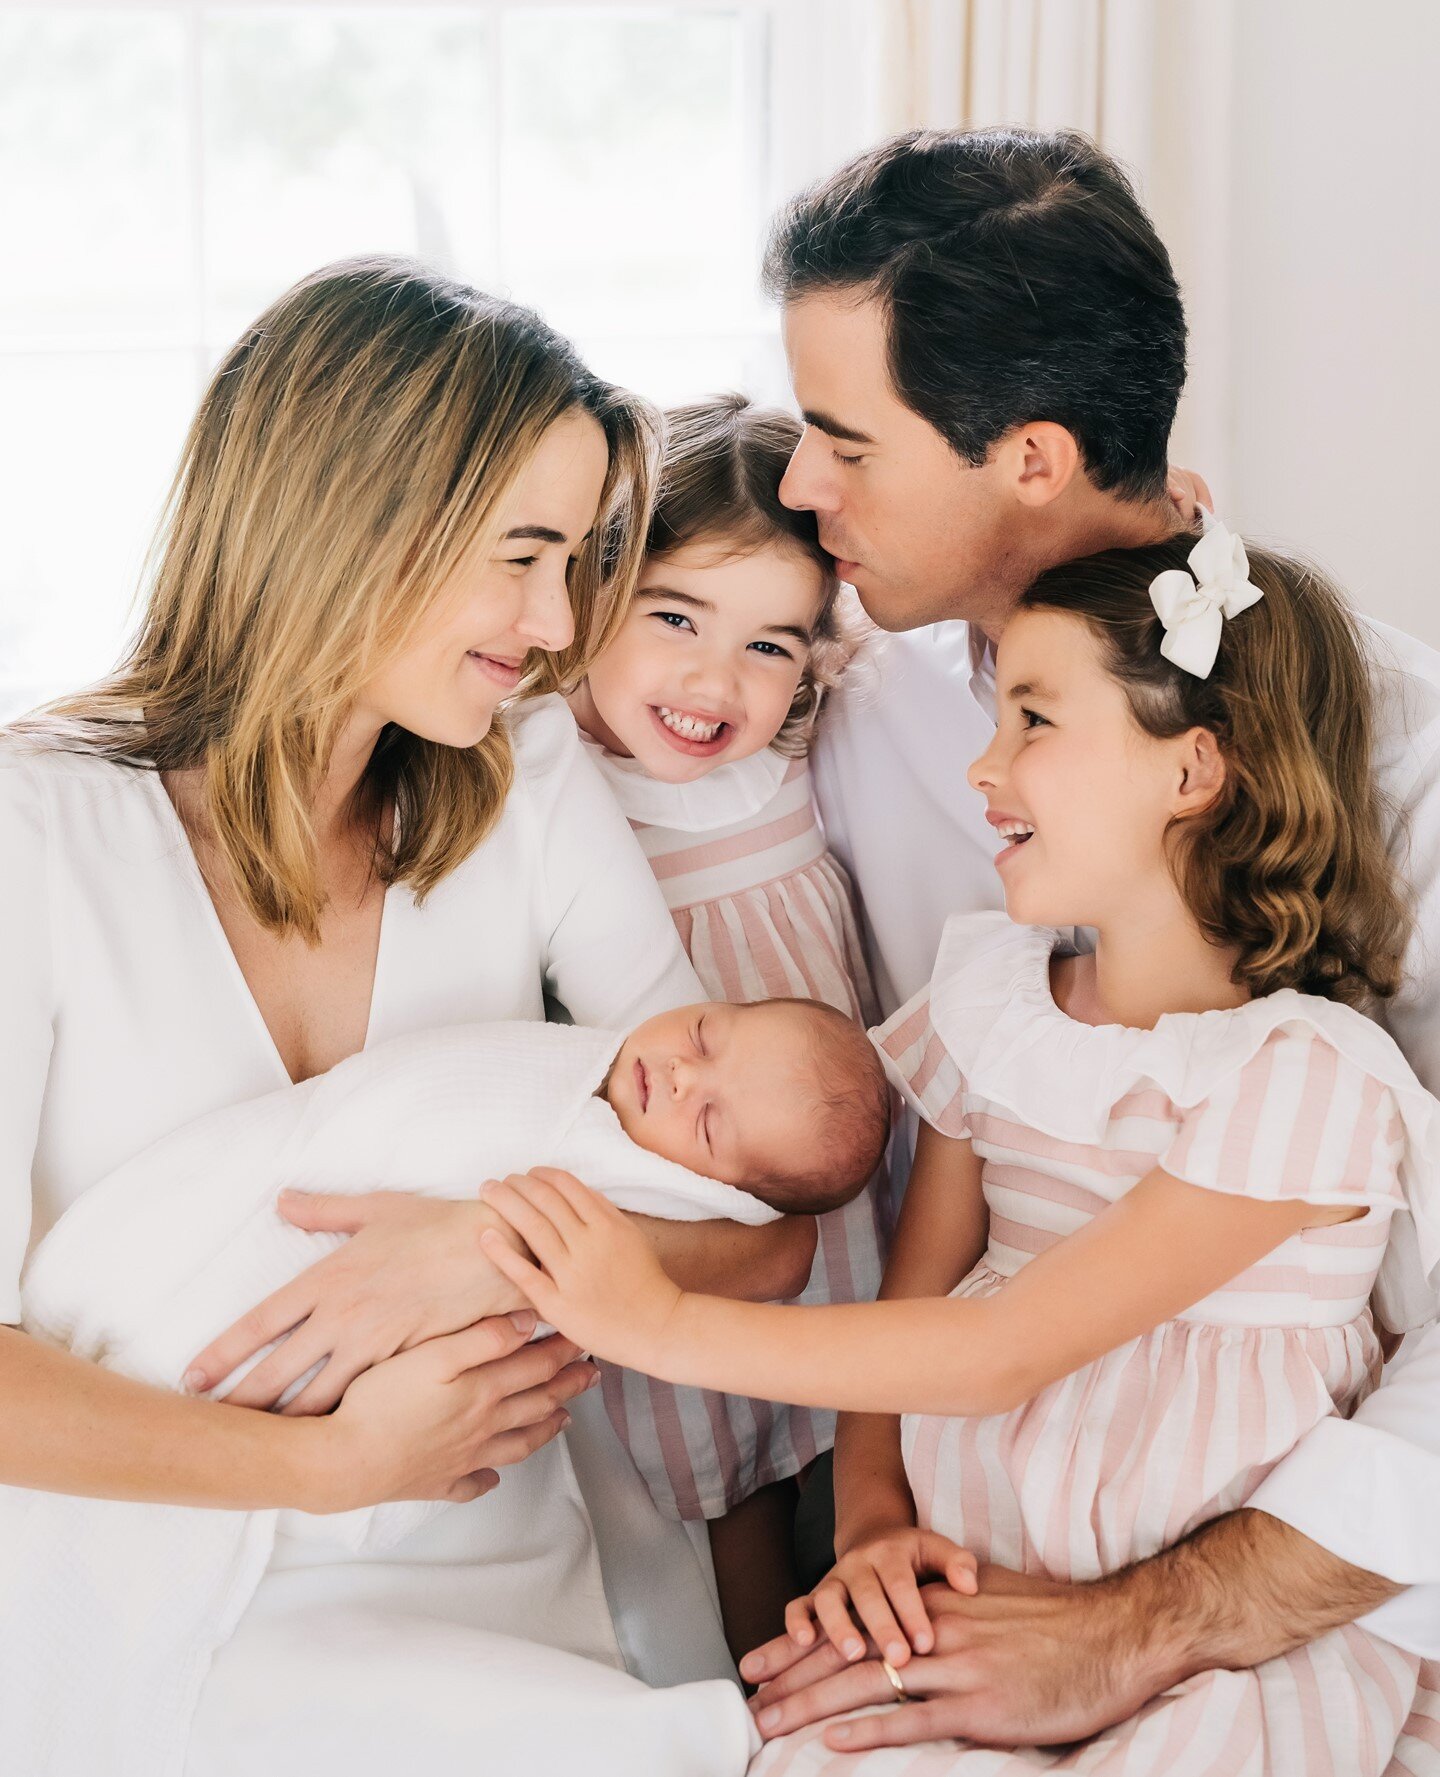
[0,0,874,717]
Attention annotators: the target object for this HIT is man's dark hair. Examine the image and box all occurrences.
[763,127,1187,499]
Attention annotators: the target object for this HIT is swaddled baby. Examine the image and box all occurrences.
[3,1002,889,1777]
[23,996,891,1429]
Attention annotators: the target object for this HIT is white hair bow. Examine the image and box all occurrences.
[1148,517,1264,679]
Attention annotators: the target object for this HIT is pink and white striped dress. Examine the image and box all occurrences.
[581,736,893,1521]
[756,911,1440,1776]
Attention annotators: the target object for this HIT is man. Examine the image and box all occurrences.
[747,127,1440,1761]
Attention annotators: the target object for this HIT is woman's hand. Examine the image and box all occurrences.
[774,1529,978,1672]
[479,1167,683,1370]
[306,1313,600,1513]
[185,1191,525,1414]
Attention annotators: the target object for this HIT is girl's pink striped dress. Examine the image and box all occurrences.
[581,735,893,1521]
[757,910,1439,1776]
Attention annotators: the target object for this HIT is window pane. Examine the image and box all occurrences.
[202,8,493,342]
[501,9,761,338]
[0,351,197,719]
[0,12,190,339]
[580,331,787,411]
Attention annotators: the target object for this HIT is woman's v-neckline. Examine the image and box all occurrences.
[146,769,393,1088]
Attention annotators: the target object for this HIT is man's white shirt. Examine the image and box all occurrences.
[814,617,1440,1655]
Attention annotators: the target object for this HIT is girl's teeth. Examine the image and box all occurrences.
[658,706,723,742]
[997,822,1035,841]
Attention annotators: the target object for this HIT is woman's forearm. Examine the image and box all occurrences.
[0,1325,332,1511]
[632,1213,818,1303]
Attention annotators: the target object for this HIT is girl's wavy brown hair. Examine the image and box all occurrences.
[644,393,867,755]
[12,256,659,940]
[1021,535,1411,1006]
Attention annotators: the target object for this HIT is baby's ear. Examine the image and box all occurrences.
[1174,726,1226,819]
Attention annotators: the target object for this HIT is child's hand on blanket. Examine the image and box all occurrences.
[479,1167,683,1370]
[777,1528,979,1671]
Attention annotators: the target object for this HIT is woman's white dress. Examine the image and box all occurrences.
[0,697,757,1777]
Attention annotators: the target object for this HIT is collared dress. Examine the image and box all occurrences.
[753,910,1440,1776]
[581,735,894,1521]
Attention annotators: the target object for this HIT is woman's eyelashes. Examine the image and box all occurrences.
[1020,706,1052,731]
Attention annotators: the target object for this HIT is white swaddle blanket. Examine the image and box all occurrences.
[2,1021,776,1777]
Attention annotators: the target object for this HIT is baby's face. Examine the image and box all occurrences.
[605,1000,812,1186]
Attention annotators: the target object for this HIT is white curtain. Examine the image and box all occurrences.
[867,0,1237,500]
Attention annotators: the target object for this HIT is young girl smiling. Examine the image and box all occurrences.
[568,394,888,1657]
[491,522,1440,1772]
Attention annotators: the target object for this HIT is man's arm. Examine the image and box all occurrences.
[747,1511,1400,1751]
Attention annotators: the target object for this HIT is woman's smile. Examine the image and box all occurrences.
[465,650,527,691]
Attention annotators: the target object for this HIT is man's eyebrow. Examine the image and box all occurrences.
[802,409,878,448]
[1008,680,1059,701]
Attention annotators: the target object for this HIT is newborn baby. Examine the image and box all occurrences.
[602,996,889,1214]
[24,998,890,1418]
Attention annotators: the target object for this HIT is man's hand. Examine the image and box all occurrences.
[748,1513,1403,1753]
[748,1572,1159,1752]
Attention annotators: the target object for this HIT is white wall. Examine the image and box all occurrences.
[1222,1,1440,645]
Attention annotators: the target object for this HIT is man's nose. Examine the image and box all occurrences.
[779,429,840,516]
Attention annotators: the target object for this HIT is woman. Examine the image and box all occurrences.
[0,257,806,1775]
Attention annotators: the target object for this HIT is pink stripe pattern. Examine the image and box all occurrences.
[748,977,1423,1771]
[602,758,893,1520]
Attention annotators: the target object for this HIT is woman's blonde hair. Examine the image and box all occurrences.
[1022,537,1411,1005]
[644,394,866,755]
[15,256,660,938]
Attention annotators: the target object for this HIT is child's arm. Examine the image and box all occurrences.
[479,1164,1359,1418]
[835,1122,989,1550]
[792,1121,989,1668]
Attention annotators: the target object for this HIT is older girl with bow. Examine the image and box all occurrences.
[481,523,1440,1775]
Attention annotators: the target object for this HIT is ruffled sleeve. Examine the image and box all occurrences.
[871,985,971,1139]
[1160,1022,1406,1216]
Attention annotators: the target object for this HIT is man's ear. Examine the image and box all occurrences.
[1174,727,1226,819]
[996,422,1082,509]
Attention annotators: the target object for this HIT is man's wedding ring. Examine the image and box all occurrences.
[880,1657,910,1704]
